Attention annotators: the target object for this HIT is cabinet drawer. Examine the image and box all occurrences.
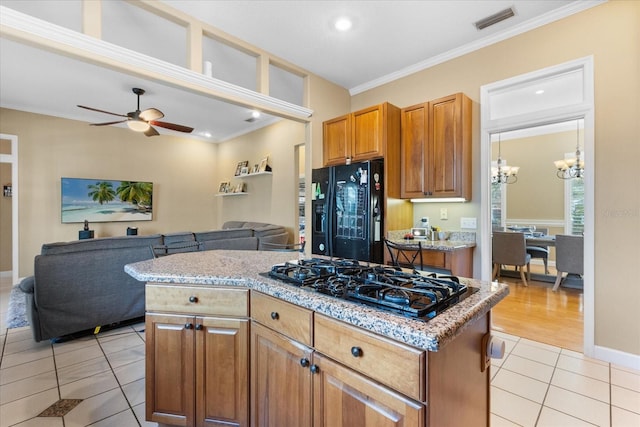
[422,250,446,268]
[251,291,313,346]
[146,284,249,317]
[314,314,425,401]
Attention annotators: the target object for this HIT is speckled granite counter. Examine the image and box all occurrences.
[125,250,508,351]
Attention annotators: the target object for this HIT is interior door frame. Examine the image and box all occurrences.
[0,133,19,285]
[479,56,595,356]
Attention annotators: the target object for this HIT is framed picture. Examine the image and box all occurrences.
[232,182,246,193]
[218,181,230,193]
[235,161,249,176]
[240,166,249,175]
[61,177,153,223]
[252,164,259,173]
[259,157,269,172]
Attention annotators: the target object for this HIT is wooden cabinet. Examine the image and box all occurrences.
[250,293,314,427]
[323,103,400,167]
[313,353,424,427]
[401,93,472,200]
[250,321,313,427]
[145,285,249,427]
[422,246,474,277]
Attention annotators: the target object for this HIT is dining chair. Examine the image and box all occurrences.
[492,231,531,286]
[526,227,550,274]
[553,234,584,291]
[384,238,423,271]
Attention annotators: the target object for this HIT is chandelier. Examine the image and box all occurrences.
[554,120,584,179]
[491,133,519,184]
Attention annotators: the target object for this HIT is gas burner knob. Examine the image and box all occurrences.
[351,346,363,358]
[189,296,198,303]
[300,358,310,368]
[270,312,279,320]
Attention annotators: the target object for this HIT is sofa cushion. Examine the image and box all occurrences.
[195,228,254,241]
[201,236,258,251]
[221,221,248,229]
[41,234,163,255]
[162,232,195,245]
[253,224,286,237]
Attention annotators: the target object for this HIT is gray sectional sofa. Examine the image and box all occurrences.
[20,221,288,342]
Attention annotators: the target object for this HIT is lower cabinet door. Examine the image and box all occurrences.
[313,353,425,427]
[251,322,313,427]
[197,316,249,427]
[146,313,196,426]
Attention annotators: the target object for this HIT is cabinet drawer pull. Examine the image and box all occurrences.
[270,312,279,320]
[310,364,319,374]
[189,296,198,303]
[195,324,203,331]
[300,358,310,368]
[184,323,193,330]
[351,346,363,357]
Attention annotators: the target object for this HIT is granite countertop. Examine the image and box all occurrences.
[125,250,508,352]
[387,229,476,251]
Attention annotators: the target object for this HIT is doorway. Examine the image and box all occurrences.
[0,134,19,286]
[480,57,594,355]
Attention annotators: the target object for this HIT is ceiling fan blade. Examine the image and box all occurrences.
[144,126,160,137]
[90,120,127,126]
[151,121,194,133]
[78,105,128,118]
[139,108,164,121]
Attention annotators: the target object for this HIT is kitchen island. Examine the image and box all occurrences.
[126,250,509,427]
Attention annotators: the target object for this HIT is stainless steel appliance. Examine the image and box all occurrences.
[311,160,384,264]
[266,258,472,320]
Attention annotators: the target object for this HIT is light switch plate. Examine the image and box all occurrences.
[440,208,448,220]
[460,217,477,229]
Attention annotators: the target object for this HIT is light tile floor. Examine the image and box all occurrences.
[2,278,639,426]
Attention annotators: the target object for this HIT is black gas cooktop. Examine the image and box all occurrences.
[265,258,473,320]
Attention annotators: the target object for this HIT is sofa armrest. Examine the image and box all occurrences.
[19,276,35,293]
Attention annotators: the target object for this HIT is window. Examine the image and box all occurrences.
[567,177,585,235]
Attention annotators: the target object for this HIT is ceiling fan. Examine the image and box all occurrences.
[78,88,194,137]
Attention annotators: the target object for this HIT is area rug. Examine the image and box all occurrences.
[6,284,29,329]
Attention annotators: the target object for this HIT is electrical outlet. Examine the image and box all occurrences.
[440,208,448,220]
[461,217,477,229]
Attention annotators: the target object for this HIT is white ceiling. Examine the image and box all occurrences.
[0,0,602,142]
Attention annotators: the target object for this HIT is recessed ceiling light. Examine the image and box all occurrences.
[251,110,261,119]
[535,89,545,95]
[334,17,352,32]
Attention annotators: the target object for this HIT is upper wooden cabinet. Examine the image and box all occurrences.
[323,102,400,166]
[401,93,472,200]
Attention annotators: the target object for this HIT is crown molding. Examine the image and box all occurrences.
[349,0,606,96]
[0,6,313,121]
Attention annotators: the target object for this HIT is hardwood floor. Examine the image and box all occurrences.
[490,264,584,352]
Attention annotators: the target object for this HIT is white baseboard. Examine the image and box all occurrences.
[592,345,640,371]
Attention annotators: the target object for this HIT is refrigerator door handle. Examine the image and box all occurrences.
[326,181,334,256]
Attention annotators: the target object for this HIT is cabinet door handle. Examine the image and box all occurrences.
[185,323,193,330]
[351,346,363,357]
[310,364,319,374]
[270,312,279,320]
[300,358,310,368]
[189,296,198,303]
[195,324,203,331]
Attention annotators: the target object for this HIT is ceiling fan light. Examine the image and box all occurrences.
[127,119,150,132]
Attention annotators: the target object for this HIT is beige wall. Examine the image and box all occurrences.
[215,119,306,237]
[496,131,576,221]
[351,1,640,356]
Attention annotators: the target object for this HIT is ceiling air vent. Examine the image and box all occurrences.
[474,7,515,30]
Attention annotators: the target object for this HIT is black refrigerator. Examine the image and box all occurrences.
[311,160,384,264]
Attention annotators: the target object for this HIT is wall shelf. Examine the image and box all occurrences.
[216,192,248,197]
[236,171,273,179]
